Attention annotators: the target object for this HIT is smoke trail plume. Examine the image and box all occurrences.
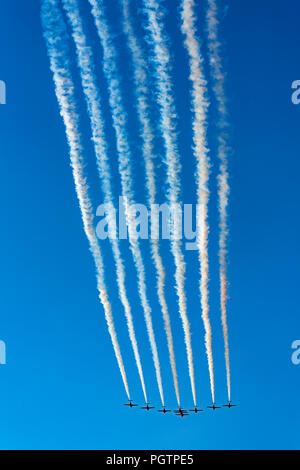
[142,0,197,406]
[120,0,181,406]
[206,0,231,401]
[41,0,130,399]
[62,0,148,404]
[88,0,165,405]
[180,0,215,403]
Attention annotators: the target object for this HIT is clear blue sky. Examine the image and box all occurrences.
[0,0,300,450]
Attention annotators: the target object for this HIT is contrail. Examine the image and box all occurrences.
[180,0,215,403]
[142,0,197,406]
[88,0,165,405]
[61,0,148,404]
[41,0,130,400]
[206,0,231,401]
[120,0,181,407]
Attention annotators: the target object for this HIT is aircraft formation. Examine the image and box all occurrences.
[42,0,235,411]
[124,400,237,417]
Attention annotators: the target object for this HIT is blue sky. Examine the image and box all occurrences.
[0,0,300,450]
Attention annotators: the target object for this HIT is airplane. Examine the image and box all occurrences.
[222,401,237,409]
[123,400,138,408]
[207,403,221,410]
[158,406,172,414]
[189,406,203,414]
[174,407,189,417]
[141,403,155,411]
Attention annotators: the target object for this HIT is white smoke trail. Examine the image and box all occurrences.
[180,0,215,403]
[41,0,130,400]
[62,0,148,404]
[120,0,181,407]
[206,0,231,401]
[142,0,197,406]
[88,0,165,405]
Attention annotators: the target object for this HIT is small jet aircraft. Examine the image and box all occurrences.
[141,403,155,411]
[222,401,237,409]
[207,403,221,410]
[174,407,189,417]
[158,406,171,414]
[123,400,138,408]
[189,406,203,414]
